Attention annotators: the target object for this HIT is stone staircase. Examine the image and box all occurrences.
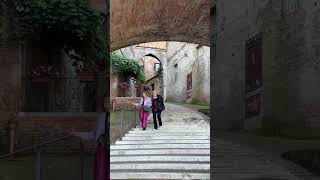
[110,117,210,179]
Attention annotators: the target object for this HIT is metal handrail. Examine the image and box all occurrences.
[0,135,72,159]
[0,134,85,180]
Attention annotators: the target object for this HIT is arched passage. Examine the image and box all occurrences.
[110,0,210,51]
[138,54,164,97]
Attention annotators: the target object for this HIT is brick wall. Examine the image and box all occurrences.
[0,42,22,153]
[110,0,210,50]
[15,113,98,154]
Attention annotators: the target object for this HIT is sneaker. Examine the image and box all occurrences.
[153,127,158,130]
[143,128,146,131]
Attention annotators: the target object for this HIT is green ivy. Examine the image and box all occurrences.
[111,53,145,83]
[3,0,108,68]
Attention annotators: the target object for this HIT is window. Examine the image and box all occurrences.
[187,73,192,99]
[173,64,178,82]
[246,34,262,93]
[282,0,299,16]
[154,63,160,71]
[187,73,192,91]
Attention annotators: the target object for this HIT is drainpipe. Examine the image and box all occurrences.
[8,118,17,153]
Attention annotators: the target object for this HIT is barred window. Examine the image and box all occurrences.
[282,0,299,16]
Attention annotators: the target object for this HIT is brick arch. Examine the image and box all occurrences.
[136,52,164,64]
[143,54,161,64]
[109,0,210,51]
[139,54,163,72]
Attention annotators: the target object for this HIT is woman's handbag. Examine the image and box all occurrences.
[143,106,151,112]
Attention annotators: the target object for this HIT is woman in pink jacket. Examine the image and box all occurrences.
[133,91,152,130]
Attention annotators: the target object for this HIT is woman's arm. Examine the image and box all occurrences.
[131,98,142,107]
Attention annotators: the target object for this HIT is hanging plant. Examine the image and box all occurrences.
[111,53,145,83]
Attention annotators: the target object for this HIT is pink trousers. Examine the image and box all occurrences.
[139,108,149,128]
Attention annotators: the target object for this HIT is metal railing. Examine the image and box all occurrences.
[0,107,139,179]
[0,135,87,180]
[110,106,139,144]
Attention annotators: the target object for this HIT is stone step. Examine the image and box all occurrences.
[126,132,209,136]
[141,121,208,125]
[110,172,210,179]
[133,127,210,133]
[111,163,210,171]
[135,125,209,129]
[111,143,210,150]
[110,149,210,156]
[122,136,210,140]
[110,155,210,162]
[115,139,210,145]
[129,129,210,133]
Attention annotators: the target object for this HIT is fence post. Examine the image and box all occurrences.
[135,107,137,126]
[35,146,42,180]
[120,109,123,136]
[80,140,84,180]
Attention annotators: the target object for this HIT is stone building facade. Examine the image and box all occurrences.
[113,42,167,98]
[166,42,210,104]
[114,41,210,105]
[212,0,320,129]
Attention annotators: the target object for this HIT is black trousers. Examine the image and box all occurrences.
[152,111,162,129]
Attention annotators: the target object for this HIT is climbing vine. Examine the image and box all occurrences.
[111,53,145,83]
[3,0,108,70]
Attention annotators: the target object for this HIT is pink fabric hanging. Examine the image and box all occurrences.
[94,145,108,180]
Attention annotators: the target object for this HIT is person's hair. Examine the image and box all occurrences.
[142,91,148,96]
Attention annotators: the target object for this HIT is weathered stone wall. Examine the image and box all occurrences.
[166,42,210,104]
[283,0,320,128]
[213,0,284,130]
[191,46,211,105]
[213,0,320,130]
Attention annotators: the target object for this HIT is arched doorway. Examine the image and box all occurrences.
[137,54,164,97]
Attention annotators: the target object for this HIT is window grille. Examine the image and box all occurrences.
[282,0,299,17]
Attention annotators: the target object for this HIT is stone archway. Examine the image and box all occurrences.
[138,54,166,99]
[109,0,210,51]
